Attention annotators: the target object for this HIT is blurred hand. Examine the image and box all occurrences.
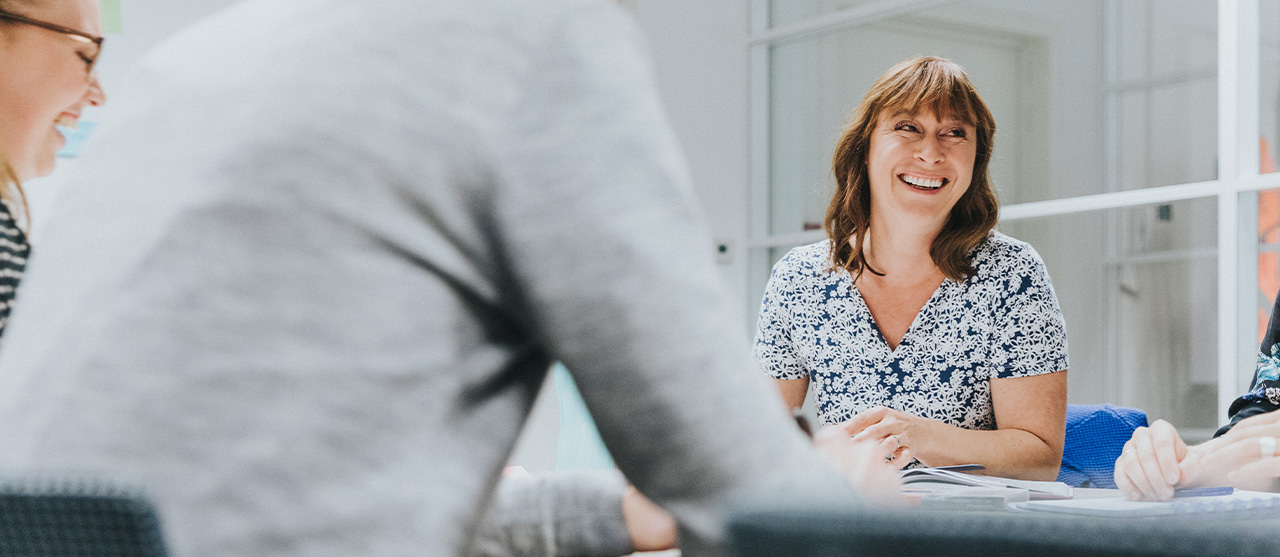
[621,486,678,552]
[811,423,905,505]
[1114,419,1193,501]
[839,406,932,468]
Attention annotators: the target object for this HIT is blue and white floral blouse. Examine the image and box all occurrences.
[754,231,1069,430]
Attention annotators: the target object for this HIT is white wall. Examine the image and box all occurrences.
[26,0,245,230]
[624,0,753,325]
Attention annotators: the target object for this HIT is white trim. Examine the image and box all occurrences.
[1106,247,1217,266]
[749,0,955,46]
[999,180,1221,221]
[1109,68,1217,94]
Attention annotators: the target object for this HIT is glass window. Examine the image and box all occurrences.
[767,0,883,30]
[1260,0,1280,175]
[1113,0,1218,191]
[763,0,1217,237]
[1002,197,1218,438]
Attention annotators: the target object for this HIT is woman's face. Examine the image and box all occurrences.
[865,109,977,232]
[0,0,105,182]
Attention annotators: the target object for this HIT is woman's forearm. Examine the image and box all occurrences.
[912,420,1063,481]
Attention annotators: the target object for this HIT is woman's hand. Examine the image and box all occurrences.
[1114,419,1202,500]
[811,423,906,505]
[1199,411,1280,492]
[839,406,936,469]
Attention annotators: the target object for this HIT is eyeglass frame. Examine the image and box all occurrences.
[0,8,104,75]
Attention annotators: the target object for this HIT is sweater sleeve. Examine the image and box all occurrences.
[492,5,860,555]
[470,472,633,557]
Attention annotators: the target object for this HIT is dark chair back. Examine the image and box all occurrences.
[730,507,1278,557]
[0,481,168,557]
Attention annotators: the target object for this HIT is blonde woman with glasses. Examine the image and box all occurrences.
[0,0,106,337]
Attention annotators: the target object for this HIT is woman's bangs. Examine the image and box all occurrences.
[877,67,980,127]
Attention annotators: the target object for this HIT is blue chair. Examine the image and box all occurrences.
[1057,403,1148,488]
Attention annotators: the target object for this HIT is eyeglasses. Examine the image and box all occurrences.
[0,8,104,76]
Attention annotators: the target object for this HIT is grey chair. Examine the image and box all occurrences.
[0,481,168,557]
[730,507,1280,557]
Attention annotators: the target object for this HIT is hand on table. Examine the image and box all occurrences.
[811,423,905,505]
[1114,419,1200,501]
[1199,411,1280,492]
[839,406,932,469]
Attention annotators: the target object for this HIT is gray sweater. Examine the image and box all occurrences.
[0,0,858,555]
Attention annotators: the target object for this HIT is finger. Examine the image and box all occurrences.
[1114,459,1138,500]
[875,435,900,454]
[1227,457,1280,488]
[1179,450,1203,486]
[1202,437,1268,471]
[1132,430,1174,500]
[852,421,900,443]
[1219,416,1280,444]
[891,447,913,470]
[1117,447,1159,500]
[839,408,888,436]
[1149,421,1184,486]
[1231,411,1280,433]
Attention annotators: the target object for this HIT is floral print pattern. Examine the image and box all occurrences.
[753,231,1069,430]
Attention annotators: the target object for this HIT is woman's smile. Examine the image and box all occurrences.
[898,172,949,191]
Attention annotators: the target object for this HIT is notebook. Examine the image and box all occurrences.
[900,467,1074,499]
[1017,490,1280,517]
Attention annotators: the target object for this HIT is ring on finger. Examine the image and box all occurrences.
[1260,436,1277,458]
[888,435,901,449]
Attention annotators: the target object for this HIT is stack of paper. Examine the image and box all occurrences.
[900,467,1074,499]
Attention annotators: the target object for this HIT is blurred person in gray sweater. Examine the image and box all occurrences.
[0,0,899,555]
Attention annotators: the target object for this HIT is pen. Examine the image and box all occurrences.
[1172,486,1234,498]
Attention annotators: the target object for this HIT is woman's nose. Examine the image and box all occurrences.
[915,135,944,163]
[84,75,106,107]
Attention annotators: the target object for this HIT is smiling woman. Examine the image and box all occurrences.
[754,57,1070,481]
[0,0,106,338]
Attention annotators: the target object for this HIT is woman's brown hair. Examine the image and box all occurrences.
[826,56,999,282]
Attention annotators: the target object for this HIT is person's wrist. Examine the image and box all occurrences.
[622,486,678,552]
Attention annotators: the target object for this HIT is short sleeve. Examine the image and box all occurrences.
[753,252,808,380]
[987,247,1069,379]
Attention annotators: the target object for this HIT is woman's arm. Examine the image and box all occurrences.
[773,377,810,411]
[843,370,1067,480]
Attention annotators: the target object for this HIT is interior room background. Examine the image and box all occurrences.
[26,0,1280,472]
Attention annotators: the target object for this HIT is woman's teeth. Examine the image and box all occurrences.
[900,174,945,189]
[54,115,78,129]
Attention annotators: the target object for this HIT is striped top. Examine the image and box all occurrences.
[0,198,28,339]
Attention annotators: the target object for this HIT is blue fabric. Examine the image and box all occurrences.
[1057,403,1147,488]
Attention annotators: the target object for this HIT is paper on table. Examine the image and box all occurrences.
[1018,489,1280,517]
[899,467,1073,498]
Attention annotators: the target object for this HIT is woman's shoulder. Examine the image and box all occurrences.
[969,231,1048,279]
[772,239,834,277]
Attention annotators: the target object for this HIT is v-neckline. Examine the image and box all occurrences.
[847,275,950,357]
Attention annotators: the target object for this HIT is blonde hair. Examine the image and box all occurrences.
[0,159,29,234]
[826,56,999,282]
[0,0,33,233]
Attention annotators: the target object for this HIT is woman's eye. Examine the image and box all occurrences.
[895,123,920,133]
[944,128,967,138]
